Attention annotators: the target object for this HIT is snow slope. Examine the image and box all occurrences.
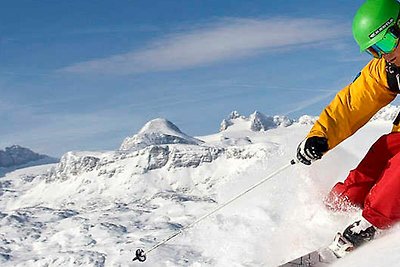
[1,109,400,267]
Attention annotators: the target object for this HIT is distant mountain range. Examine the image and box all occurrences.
[0,145,58,176]
[2,105,398,180]
[46,106,400,183]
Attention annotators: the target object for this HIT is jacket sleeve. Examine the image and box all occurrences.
[307,58,397,150]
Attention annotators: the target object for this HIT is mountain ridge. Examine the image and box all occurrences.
[0,145,58,177]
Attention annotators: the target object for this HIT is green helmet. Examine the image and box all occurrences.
[353,0,400,52]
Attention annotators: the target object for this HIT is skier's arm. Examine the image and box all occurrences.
[307,58,397,151]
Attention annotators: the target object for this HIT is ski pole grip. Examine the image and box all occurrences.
[290,159,298,165]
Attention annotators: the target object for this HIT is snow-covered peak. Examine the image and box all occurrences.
[220,110,293,132]
[138,118,183,136]
[297,115,318,125]
[228,110,243,120]
[120,118,204,151]
[249,111,293,131]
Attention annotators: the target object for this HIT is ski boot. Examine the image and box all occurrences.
[342,219,376,247]
[329,218,376,258]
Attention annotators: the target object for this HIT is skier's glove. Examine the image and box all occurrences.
[296,136,329,165]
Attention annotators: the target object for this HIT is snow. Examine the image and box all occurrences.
[1,108,400,267]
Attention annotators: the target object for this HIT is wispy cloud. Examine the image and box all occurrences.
[283,90,336,116]
[61,17,349,75]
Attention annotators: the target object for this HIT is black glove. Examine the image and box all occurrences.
[296,136,329,165]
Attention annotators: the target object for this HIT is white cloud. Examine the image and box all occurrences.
[61,17,349,74]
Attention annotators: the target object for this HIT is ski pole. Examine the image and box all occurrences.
[132,159,298,262]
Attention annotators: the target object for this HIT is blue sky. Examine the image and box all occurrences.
[0,0,385,156]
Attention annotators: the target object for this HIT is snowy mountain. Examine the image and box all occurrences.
[1,107,400,266]
[120,118,204,151]
[220,111,294,131]
[0,145,58,177]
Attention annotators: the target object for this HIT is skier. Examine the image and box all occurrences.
[297,0,400,249]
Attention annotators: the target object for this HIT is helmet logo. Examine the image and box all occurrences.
[369,18,394,39]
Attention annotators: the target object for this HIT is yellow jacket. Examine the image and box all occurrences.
[307,58,399,150]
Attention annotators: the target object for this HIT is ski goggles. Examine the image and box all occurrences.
[366,26,400,58]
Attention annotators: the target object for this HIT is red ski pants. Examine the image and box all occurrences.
[326,132,400,229]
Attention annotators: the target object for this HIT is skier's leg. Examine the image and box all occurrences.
[362,149,400,229]
[326,133,400,210]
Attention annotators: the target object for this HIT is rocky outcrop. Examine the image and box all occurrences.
[46,145,225,182]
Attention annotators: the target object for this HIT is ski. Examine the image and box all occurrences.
[278,233,354,267]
